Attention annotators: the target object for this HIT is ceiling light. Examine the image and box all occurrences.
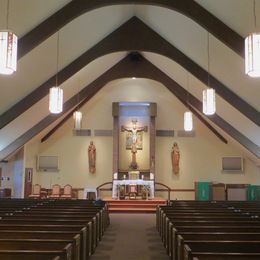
[49,31,63,114]
[203,32,216,115]
[0,1,17,75]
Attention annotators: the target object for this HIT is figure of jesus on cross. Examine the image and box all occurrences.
[121,119,148,169]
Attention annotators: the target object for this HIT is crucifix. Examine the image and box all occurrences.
[121,119,148,169]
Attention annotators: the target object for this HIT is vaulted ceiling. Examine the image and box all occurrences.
[0,0,259,163]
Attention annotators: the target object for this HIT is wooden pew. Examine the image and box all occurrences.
[157,202,260,259]
[0,232,81,260]
[0,199,109,259]
[183,241,260,260]
[0,240,72,260]
[163,215,258,252]
[1,213,98,243]
[0,225,88,259]
[178,233,260,260]
[0,218,95,255]
[171,226,260,260]
[13,210,103,241]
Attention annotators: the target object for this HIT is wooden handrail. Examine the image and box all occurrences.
[155,182,171,203]
[96,181,195,201]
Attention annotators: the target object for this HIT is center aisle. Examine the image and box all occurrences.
[90,213,169,260]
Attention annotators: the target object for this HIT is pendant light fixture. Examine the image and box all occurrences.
[245,0,260,77]
[73,110,82,130]
[184,111,193,131]
[203,32,216,115]
[73,77,82,130]
[49,30,63,114]
[0,0,17,75]
[184,72,193,131]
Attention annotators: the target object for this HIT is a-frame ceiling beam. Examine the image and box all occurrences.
[41,55,227,144]
[1,54,259,161]
[18,0,244,60]
[1,18,258,130]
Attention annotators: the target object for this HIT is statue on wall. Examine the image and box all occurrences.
[171,142,180,174]
[88,141,96,173]
[121,119,148,169]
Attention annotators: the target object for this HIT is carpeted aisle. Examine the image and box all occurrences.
[90,213,169,260]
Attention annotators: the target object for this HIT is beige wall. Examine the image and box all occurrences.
[0,148,24,198]
[24,78,260,199]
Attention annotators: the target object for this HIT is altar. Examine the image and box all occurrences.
[112,179,154,199]
[111,103,157,200]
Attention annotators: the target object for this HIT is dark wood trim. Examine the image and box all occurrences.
[186,105,227,144]
[171,189,195,192]
[2,17,258,130]
[155,189,195,192]
[32,55,260,158]
[41,54,227,144]
[0,54,259,160]
[18,0,244,59]
[0,54,228,160]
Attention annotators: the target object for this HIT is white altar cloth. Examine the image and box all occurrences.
[112,179,154,199]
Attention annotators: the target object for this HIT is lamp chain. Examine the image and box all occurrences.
[6,0,10,29]
[186,71,190,108]
[56,30,60,87]
[254,0,257,28]
[77,76,80,110]
[207,32,210,88]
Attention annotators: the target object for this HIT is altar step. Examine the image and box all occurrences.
[103,197,167,213]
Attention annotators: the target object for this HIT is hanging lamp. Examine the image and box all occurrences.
[184,111,193,131]
[245,0,260,77]
[73,111,82,130]
[49,86,63,114]
[203,32,216,115]
[49,30,63,114]
[73,77,83,130]
[184,72,193,131]
[203,88,216,115]
[0,0,17,75]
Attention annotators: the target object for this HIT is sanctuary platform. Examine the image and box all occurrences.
[103,197,167,213]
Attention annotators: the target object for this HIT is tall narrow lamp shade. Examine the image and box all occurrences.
[0,31,17,75]
[49,87,63,114]
[203,88,216,115]
[184,111,193,131]
[73,111,82,130]
[245,33,260,77]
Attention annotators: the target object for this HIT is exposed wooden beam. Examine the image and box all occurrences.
[18,0,244,60]
[42,53,227,144]
[0,54,228,159]
[0,57,129,160]
[147,57,260,157]
[40,98,90,143]
[1,54,259,160]
[1,17,258,130]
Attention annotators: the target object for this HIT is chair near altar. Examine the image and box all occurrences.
[48,184,61,198]
[29,184,41,199]
[60,184,72,199]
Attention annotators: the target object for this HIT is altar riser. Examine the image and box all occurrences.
[104,198,167,213]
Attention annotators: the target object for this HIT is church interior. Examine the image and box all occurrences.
[0,0,259,259]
